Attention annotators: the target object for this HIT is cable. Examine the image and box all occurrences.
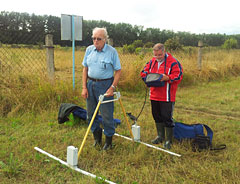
[135,87,148,121]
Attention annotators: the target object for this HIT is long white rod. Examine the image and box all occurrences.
[34,147,116,184]
[114,133,181,157]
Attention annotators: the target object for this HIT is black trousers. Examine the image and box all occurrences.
[151,100,175,127]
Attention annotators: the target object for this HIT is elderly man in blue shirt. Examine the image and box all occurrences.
[81,27,121,150]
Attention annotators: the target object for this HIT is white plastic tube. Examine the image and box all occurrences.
[34,147,116,184]
[114,133,181,157]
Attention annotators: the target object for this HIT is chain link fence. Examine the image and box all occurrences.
[0,31,47,80]
[0,29,147,90]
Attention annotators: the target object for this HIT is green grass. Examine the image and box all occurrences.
[1,46,240,183]
[1,77,240,184]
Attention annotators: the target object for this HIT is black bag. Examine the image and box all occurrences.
[144,73,165,87]
[191,135,211,152]
[191,135,226,152]
[142,59,166,87]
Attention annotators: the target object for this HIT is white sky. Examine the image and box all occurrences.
[1,0,240,35]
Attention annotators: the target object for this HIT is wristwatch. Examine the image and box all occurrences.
[111,85,116,90]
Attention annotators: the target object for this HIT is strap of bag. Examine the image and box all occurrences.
[202,124,213,142]
[200,124,226,151]
[192,124,213,142]
[210,144,226,151]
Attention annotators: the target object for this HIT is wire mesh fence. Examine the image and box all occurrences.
[2,29,208,90]
[0,29,148,90]
[0,30,46,79]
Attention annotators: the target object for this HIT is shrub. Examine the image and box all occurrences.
[144,42,154,48]
[122,44,128,54]
[127,44,135,54]
[165,37,183,52]
[222,38,238,49]
[132,40,144,48]
[135,47,142,55]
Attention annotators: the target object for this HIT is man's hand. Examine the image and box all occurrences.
[81,88,88,99]
[105,86,114,97]
[161,74,170,81]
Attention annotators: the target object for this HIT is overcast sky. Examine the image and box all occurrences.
[1,0,239,35]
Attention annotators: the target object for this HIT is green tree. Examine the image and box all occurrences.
[222,38,238,49]
[144,41,154,48]
[164,37,183,51]
[132,40,143,48]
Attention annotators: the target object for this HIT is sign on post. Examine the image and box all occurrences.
[61,14,83,89]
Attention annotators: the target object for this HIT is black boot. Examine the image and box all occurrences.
[93,128,102,147]
[164,127,173,149]
[152,123,165,144]
[103,136,112,150]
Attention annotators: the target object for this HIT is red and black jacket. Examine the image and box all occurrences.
[141,53,183,102]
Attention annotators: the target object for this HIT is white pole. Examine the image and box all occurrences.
[34,147,116,184]
[114,133,181,157]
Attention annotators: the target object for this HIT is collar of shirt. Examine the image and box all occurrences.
[94,43,107,52]
[157,60,164,70]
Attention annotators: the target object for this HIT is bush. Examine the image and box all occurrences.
[135,47,142,55]
[144,42,154,48]
[123,44,135,54]
[165,37,183,52]
[126,44,135,54]
[222,38,238,49]
[122,44,128,54]
[132,40,143,48]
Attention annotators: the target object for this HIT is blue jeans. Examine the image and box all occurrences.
[86,78,115,137]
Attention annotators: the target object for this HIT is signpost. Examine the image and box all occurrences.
[61,14,83,89]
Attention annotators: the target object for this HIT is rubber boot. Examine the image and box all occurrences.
[93,128,102,147]
[103,136,112,150]
[164,127,173,150]
[151,123,165,144]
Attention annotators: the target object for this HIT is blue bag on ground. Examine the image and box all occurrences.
[174,122,226,151]
[173,122,213,143]
[58,103,121,127]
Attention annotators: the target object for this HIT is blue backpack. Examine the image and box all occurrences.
[173,122,226,151]
[174,122,213,142]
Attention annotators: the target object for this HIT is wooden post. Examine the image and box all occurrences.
[45,34,55,81]
[198,40,203,70]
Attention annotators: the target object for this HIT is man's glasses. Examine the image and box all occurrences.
[92,37,103,41]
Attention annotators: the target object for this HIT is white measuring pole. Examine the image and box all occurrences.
[114,133,181,157]
[34,147,116,184]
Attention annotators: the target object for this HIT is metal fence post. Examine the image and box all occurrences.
[45,34,55,81]
[198,40,203,70]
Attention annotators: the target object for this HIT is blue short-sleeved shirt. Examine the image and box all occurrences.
[82,44,121,79]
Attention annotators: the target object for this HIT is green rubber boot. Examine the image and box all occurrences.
[151,123,165,144]
[164,127,173,150]
[93,128,102,147]
[103,136,113,150]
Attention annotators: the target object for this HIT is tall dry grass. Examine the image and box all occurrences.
[173,47,240,84]
[54,47,240,89]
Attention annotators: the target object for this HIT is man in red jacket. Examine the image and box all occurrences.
[141,43,183,149]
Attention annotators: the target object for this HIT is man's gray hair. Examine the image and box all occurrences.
[92,27,109,40]
[153,43,165,52]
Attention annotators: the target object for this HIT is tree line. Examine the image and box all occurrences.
[0,11,240,48]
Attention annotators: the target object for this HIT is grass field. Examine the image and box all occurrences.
[0,46,240,183]
[1,78,240,184]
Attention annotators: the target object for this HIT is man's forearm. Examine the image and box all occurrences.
[82,67,88,89]
[112,69,121,87]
